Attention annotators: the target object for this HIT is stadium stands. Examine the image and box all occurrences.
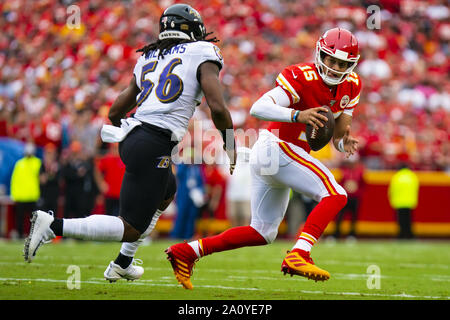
[0,0,448,237]
[0,0,448,171]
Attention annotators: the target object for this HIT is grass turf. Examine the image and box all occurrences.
[0,238,449,300]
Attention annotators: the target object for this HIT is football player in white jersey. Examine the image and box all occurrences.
[24,4,236,283]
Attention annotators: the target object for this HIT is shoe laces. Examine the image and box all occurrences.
[132,259,143,266]
[287,249,315,264]
[302,252,315,264]
[306,255,314,264]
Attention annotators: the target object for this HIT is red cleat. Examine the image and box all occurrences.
[165,242,198,290]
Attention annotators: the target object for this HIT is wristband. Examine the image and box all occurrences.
[337,138,345,153]
[292,110,300,123]
[220,128,236,151]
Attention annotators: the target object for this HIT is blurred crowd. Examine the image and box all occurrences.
[1,0,449,171]
[0,0,448,239]
[1,0,449,174]
[0,0,449,193]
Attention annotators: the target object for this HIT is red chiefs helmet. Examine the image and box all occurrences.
[315,28,360,85]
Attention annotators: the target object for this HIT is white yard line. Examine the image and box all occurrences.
[0,276,448,299]
[2,254,450,270]
[4,259,449,274]
[1,261,448,282]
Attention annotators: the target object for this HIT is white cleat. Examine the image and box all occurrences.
[24,210,56,263]
[104,259,144,282]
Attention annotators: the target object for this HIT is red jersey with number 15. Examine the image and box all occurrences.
[267,63,362,153]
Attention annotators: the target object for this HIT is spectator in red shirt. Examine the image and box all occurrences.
[10,109,34,144]
[94,143,125,217]
[35,106,63,152]
[202,163,227,223]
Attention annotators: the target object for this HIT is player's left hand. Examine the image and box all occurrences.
[224,145,237,175]
[343,125,358,158]
[229,149,237,175]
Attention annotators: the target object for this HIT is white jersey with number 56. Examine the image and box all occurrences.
[132,41,224,141]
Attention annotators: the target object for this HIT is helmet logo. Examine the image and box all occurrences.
[340,95,350,109]
[334,49,348,60]
[189,9,201,20]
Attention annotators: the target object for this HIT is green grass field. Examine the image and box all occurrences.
[0,238,449,300]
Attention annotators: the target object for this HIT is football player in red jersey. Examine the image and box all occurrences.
[166,28,362,289]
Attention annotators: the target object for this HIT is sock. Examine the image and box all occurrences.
[295,195,347,251]
[293,232,317,252]
[188,226,267,258]
[62,215,124,241]
[114,253,133,269]
[50,218,63,236]
[119,209,163,258]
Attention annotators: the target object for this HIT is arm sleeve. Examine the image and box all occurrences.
[250,86,294,122]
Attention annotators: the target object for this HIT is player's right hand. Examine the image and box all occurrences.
[296,106,329,130]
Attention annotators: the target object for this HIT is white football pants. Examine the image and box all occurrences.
[248,130,346,243]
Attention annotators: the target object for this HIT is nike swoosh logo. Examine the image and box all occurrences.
[292,70,298,79]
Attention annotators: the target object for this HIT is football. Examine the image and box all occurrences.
[306,107,335,151]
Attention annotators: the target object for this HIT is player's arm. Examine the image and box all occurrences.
[250,86,328,130]
[199,61,236,173]
[108,75,141,127]
[333,113,358,157]
[333,75,361,157]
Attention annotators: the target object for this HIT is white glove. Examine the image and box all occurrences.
[189,188,206,208]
